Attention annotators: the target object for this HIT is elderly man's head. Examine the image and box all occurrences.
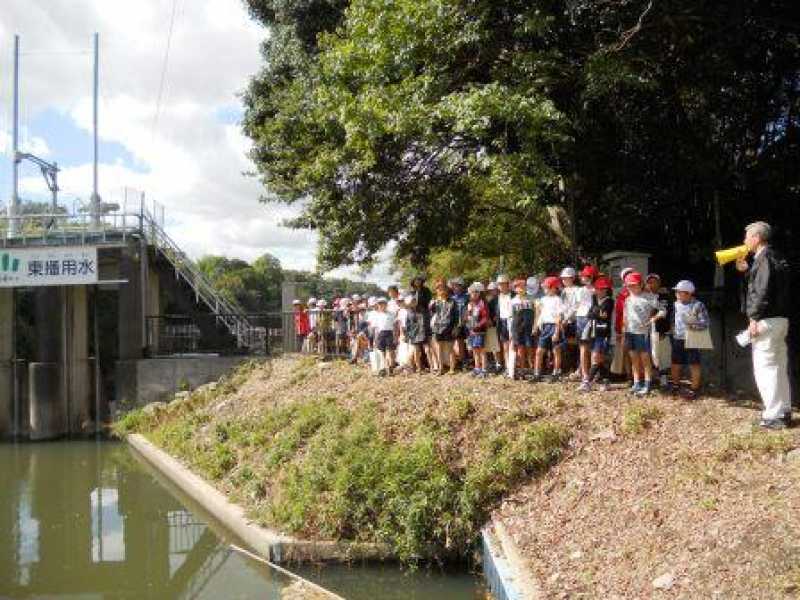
[744,221,771,252]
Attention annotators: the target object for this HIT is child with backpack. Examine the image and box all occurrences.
[431,278,459,374]
[579,276,614,392]
[510,278,536,378]
[466,282,490,378]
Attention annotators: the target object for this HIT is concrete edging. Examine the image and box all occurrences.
[482,517,542,600]
[127,433,391,564]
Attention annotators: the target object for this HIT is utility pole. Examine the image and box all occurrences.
[8,35,20,237]
[90,32,101,227]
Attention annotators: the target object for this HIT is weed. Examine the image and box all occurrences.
[716,431,794,461]
[622,403,663,435]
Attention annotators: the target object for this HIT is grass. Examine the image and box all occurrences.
[621,403,664,435]
[116,357,571,563]
[716,430,794,461]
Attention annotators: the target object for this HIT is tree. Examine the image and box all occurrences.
[242,0,800,285]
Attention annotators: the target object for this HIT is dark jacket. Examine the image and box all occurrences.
[432,298,458,340]
[742,246,790,321]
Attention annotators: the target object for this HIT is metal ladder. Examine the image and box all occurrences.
[140,210,254,347]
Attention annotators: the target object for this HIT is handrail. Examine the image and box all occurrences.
[138,209,255,346]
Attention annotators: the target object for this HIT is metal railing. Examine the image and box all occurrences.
[146,314,277,356]
[1,202,257,348]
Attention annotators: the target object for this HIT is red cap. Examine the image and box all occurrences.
[543,276,561,289]
[625,271,643,285]
[580,265,599,279]
[594,277,612,290]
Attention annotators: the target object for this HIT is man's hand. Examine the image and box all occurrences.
[735,257,749,272]
[748,319,760,338]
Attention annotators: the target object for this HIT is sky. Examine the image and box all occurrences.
[0,0,392,286]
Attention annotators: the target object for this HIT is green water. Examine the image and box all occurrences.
[0,442,481,599]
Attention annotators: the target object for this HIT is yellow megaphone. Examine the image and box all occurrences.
[715,245,749,266]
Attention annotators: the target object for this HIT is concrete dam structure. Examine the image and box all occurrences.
[0,207,259,440]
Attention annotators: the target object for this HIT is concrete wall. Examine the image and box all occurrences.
[0,289,13,436]
[115,356,249,408]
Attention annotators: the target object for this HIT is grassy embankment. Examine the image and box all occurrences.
[116,355,579,562]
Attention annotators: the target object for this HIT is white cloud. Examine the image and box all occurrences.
[0,1,392,285]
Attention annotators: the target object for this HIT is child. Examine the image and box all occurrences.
[579,277,614,392]
[450,277,470,370]
[534,276,565,382]
[373,298,397,375]
[306,297,319,354]
[292,299,310,353]
[646,273,673,387]
[316,299,331,355]
[669,280,710,399]
[622,272,663,395]
[574,265,598,384]
[485,282,504,373]
[431,279,458,374]
[510,279,536,378]
[466,282,490,377]
[334,298,350,355]
[496,275,514,373]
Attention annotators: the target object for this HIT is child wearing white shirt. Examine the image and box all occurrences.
[533,277,565,381]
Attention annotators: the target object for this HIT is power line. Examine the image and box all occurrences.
[151,0,181,140]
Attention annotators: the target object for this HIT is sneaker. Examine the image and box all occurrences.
[470,368,480,377]
[783,412,793,427]
[577,381,592,393]
[629,382,643,395]
[681,388,698,400]
[636,382,651,397]
[549,371,562,383]
[566,369,582,382]
[528,372,542,383]
[476,369,488,379]
[759,418,787,430]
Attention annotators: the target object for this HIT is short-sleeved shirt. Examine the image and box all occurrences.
[624,292,658,335]
[538,295,565,325]
[511,296,535,335]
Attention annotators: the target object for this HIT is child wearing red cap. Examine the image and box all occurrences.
[510,279,536,377]
[622,272,661,395]
[574,265,598,385]
[580,277,614,391]
[533,276,565,382]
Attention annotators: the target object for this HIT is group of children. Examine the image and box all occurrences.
[292,265,711,397]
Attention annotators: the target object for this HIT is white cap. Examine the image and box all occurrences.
[452,276,465,286]
[673,280,696,294]
[620,267,634,280]
[496,274,510,284]
[404,294,416,304]
[308,297,317,305]
[376,297,388,304]
[292,299,301,305]
[317,299,328,307]
[560,267,576,279]
[526,277,539,293]
[468,282,485,293]
[487,282,498,290]
[351,293,361,301]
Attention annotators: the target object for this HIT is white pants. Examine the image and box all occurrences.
[751,317,792,420]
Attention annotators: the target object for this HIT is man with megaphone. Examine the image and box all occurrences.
[734,221,792,429]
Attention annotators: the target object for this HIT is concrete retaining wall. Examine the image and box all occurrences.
[127,434,391,564]
[481,518,541,600]
[115,356,249,408]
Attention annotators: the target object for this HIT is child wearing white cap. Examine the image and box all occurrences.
[669,280,710,399]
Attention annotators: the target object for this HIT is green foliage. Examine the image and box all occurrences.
[243,0,800,285]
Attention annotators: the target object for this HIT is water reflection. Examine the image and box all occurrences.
[0,442,290,599]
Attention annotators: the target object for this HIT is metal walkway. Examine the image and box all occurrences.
[1,207,255,348]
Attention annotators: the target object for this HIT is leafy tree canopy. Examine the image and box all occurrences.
[243,0,800,286]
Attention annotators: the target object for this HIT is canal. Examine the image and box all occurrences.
[0,441,482,599]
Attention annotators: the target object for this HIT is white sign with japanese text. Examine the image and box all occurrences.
[0,246,98,287]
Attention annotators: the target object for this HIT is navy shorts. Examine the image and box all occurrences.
[469,333,485,349]
[513,330,534,348]
[497,319,511,343]
[376,330,396,352]
[625,332,651,353]
[538,323,565,350]
[562,321,576,340]
[671,337,701,365]
[591,336,609,354]
[576,317,592,343]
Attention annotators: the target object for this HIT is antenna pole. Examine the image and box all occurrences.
[90,32,101,227]
[8,35,20,237]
